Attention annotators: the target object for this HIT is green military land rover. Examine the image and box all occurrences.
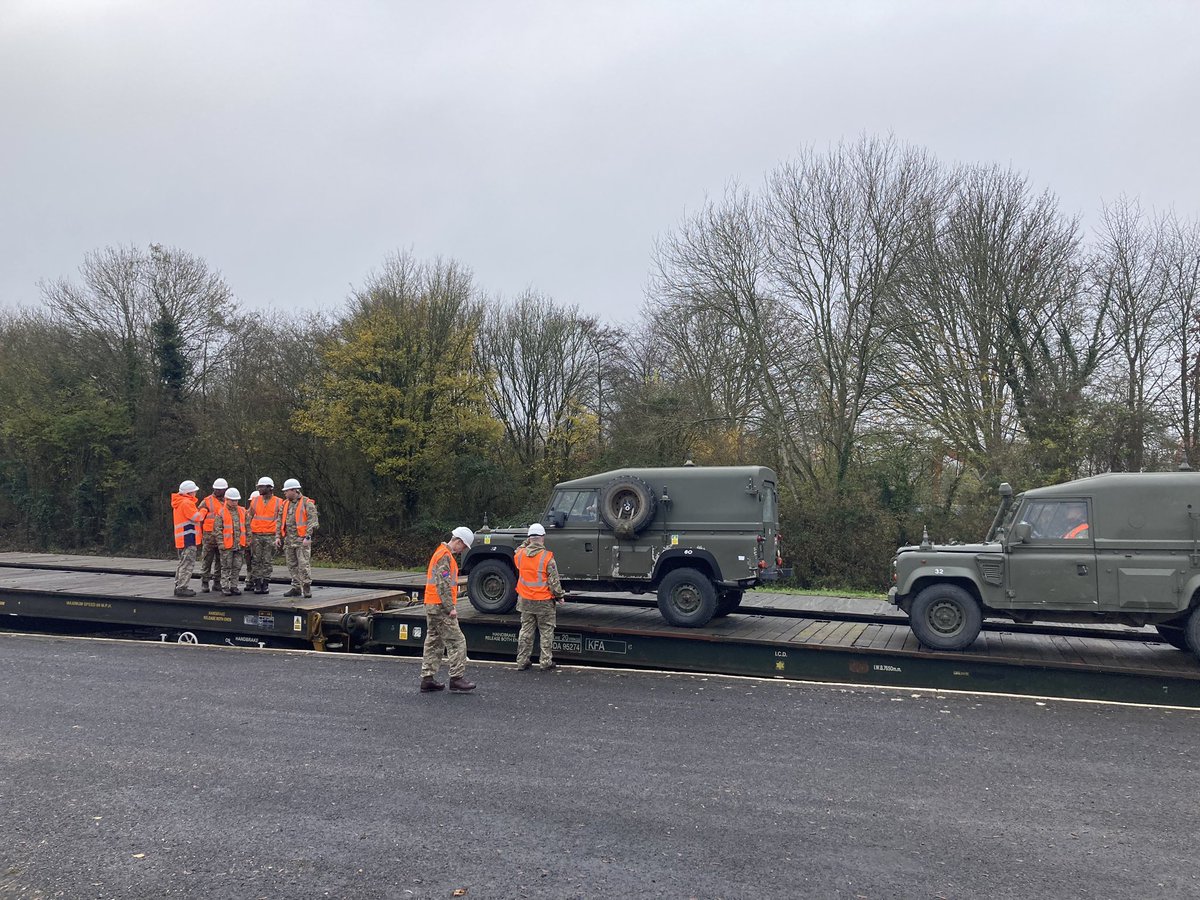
[462,465,787,627]
[890,469,1200,657]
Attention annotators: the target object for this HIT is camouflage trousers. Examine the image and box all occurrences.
[516,598,556,668]
[249,534,275,580]
[284,538,311,590]
[421,604,468,678]
[218,548,244,592]
[174,545,197,591]
[199,533,222,587]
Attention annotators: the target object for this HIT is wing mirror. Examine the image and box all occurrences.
[1011,522,1032,544]
[547,510,566,529]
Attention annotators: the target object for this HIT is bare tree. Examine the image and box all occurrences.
[1161,214,1200,464]
[476,290,601,473]
[1088,196,1174,470]
[764,135,946,488]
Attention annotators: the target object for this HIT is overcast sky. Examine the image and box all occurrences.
[2,0,1197,323]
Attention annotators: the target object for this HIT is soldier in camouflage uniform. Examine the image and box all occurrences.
[276,478,318,599]
[212,486,247,596]
[420,526,476,693]
[514,523,566,671]
[197,477,228,592]
[170,480,205,597]
[247,478,282,594]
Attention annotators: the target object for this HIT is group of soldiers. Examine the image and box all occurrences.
[172,479,564,695]
[419,522,565,694]
[170,476,319,598]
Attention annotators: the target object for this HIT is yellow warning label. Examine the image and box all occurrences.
[398,624,409,641]
[293,615,304,632]
[483,534,491,545]
[671,535,679,546]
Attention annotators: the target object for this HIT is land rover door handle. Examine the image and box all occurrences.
[585,542,593,552]
[1077,564,1089,576]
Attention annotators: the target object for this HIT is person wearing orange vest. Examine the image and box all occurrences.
[1061,503,1090,540]
[170,480,206,597]
[514,523,566,671]
[419,526,476,693]
[276,478,318,599]
[212,486,248,596]
[247,477,282,594]
[197,477,229,593]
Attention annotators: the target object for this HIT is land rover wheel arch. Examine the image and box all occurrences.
[599,475,657,538]
[467,558,518,614]
[909,583,983,651]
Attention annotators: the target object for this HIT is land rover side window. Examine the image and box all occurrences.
[548,490,598,525]
[1019,500,1091,541]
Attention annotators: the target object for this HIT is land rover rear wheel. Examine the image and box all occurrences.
[714,589,743,618]
[1185,607,1200,658]
[909,584,982,651]
[1155,624,1190,651]
[466,559,518,614]
[657,568,718,627]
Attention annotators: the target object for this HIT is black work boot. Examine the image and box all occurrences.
[302,586,312,598]
[220,588,233,597]
[173,587,196,598]
[200,580,210,593]
[449,676,476,692]
[420,676,445,693]
[283,587,301,597]
[516,661,531,671]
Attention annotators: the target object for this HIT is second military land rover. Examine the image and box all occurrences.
[462,465,787,627]
[890,469,1200,657]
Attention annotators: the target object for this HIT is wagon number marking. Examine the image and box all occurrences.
[933,568,944,575]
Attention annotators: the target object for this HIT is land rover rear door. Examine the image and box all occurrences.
[1005,498,1098,609]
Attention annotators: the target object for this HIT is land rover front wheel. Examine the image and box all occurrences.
[466,559,518,614]
[909,584,982,651]
[657,568,718,627]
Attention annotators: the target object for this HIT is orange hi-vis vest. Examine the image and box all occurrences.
[199,494,223,534]
[424,543,459,606]
[1065,522,1089,539]
[515,546,555,601]
[171,493,202,549]
[219,506,248,549]
[250,495,282,535]
[281,498,310,538]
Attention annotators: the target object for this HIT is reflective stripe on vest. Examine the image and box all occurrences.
[424,543,459,606]
[172,494,200,549]
[219,507,248,549]
[281,498,309,538]
[515,547,554,601]
[250,495,281,534]
[199,495,222,533]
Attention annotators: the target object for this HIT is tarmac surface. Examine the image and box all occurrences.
[1,634,1198,900]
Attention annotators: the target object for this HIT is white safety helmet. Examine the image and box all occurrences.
[178,480,199,495]
[283,478,302,491]
[257,476,275,488]
[225,487,242,501]
[249,491,260,502]
[528,523,546,537]
[212,477,229,490]
[451,526,474,549]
